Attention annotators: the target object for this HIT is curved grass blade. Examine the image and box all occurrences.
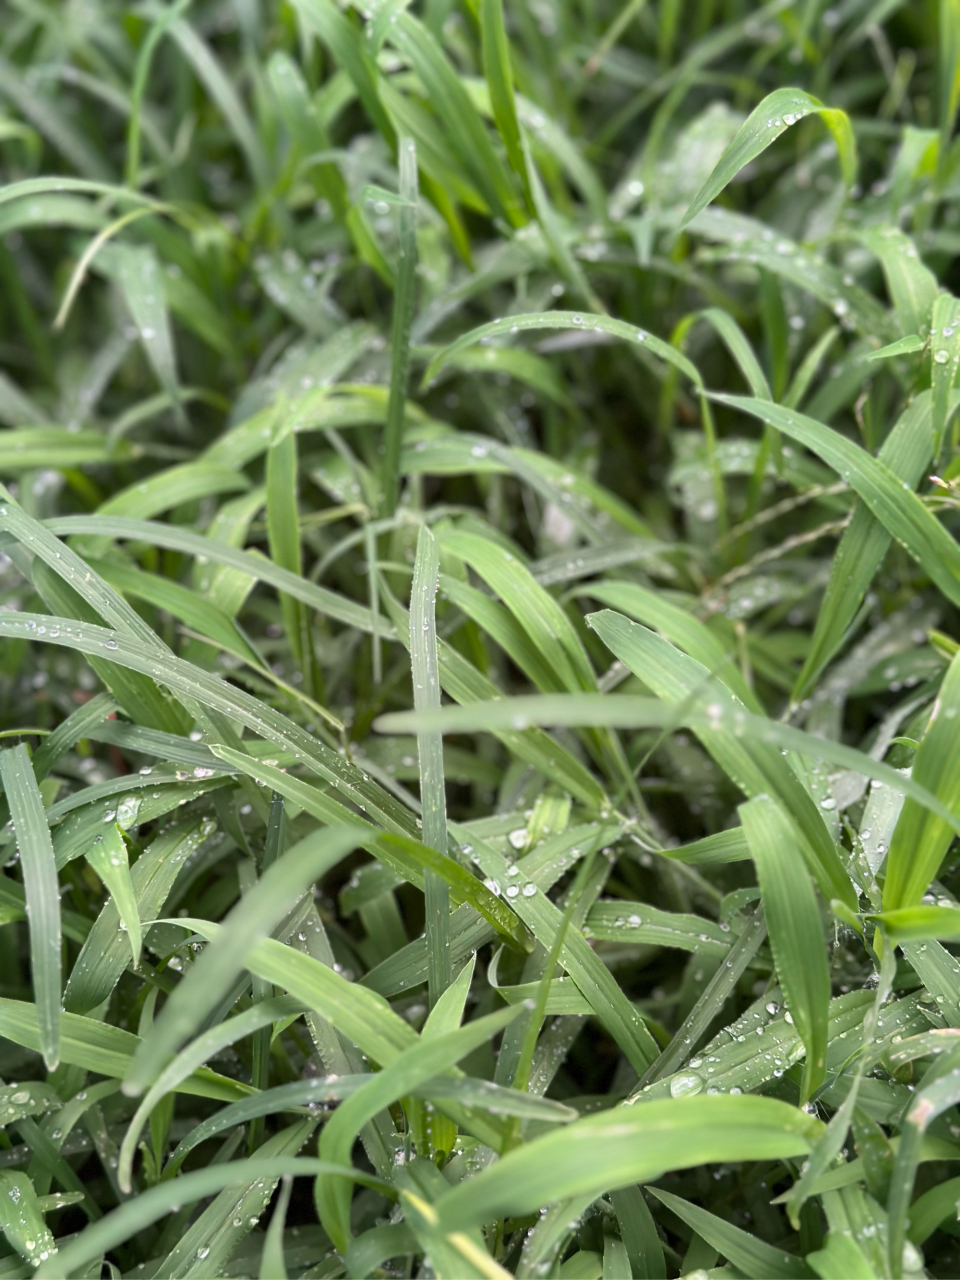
[165,1075,576,1176]
[374,692,960,838]
[682,88,857,226]
[0,1172,57,1271]
[0,998,250,1101]
[64,816,216,1014]
[421,311,701,393]
[0,614,416,835]
[0,746,60,1071]
[793,392,938,702]
[259,1174,293,1280]
[119,995,305,1192]
[432,1095,818,1232]
[647,1187,813,1279]
[35,1157,386,1280]
[46,516,382,634]
[715,394,960,610]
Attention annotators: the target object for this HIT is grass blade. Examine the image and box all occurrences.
[382,138,419,516]
[0,746,60,1071]
[682,88,856,226]
[739,795,831,1102]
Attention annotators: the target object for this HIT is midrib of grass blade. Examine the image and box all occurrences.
[0,746,60,1071]
[410,526,450,1001]
[382,138,418,517]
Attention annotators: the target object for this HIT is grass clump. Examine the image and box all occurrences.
[1,0,960,1276]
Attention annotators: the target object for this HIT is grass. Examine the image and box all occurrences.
[1,0,960,1276]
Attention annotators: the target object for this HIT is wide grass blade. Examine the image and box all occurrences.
[433,1096,818,1231]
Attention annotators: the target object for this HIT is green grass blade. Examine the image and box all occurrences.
[433,1095,817,1231]
[647,1187,814,1279]
[0,746,60,1071]
[716,394,960,610]
[682,88,857,226]
[883,651,960,910]
[739,795,831,1102]
[84,823,140,967]
[410,525,451,1003]
[382,138,419,516]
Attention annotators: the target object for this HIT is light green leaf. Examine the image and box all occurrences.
[682,88,857,225]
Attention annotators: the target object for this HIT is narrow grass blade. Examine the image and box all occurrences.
[267,414,314,693]
[886,1045,960,1278]
[0,746,60,1071]
[931,291,960,451]
[883,650,960,910]
[410,525,451,1002]
[35,1158,385,1280]
[382,138,418,516]
[65,817,214,1014]
[259,1175,293,1280]
[740,795,831,1101]
[0,998,250,1101]
[793,392,937,701]
[422,312,701,393]
[481,0,530,198]
[716,394,960,610]
[84,823,140,967]
[647,1188,813,1279]
[682,88,856,226]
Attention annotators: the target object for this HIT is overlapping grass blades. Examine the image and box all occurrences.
[0,0,959,1276]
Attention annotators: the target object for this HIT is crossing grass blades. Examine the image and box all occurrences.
[2,0,960,1276]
